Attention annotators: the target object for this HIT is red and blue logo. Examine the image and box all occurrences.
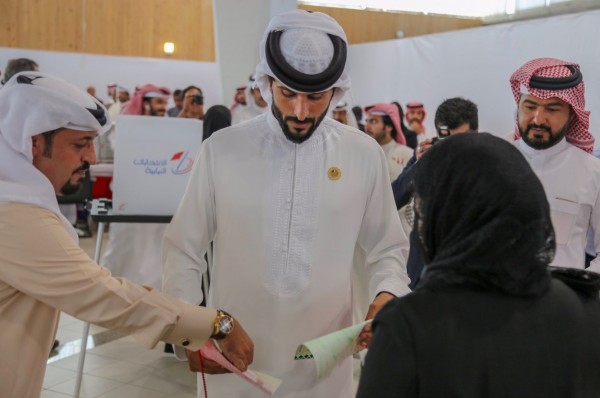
[170,151,194,175]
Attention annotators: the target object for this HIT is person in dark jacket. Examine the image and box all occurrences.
[392,97,478,288]
[357,133,600,398]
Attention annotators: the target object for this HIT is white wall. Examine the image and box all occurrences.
[347,9,600,142]
[212,0,296,103]
[0,48,223,108]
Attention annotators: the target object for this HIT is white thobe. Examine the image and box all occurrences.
[381,140,414,181]
[353,140,412,324]
[163,113,411,398]
[515,138,600,271]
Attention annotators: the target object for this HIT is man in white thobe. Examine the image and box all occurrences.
[231,77,269,125]
[163,10,410,398]
[330,100,359,129]
[509,57,600,271]
[365,102,413,182]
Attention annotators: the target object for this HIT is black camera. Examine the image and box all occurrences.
[190,94,204,105]
[431,126,451,145]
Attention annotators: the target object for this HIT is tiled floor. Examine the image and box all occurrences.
[43,230,197,398]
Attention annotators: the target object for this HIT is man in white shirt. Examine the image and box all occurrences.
[365,103,413,181]
[330,100,359,129]
[231,76,269,125]
[163,9,410,398]
[510,57,600,271]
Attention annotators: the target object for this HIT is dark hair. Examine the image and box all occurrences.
[202,105,231,141]
[351,105,362,121]
[2,58,39,84]
[434,97,478,133]
[182,85,203,98]
[381,115,398,140]
[392,102,409,131]
[173,89,183,97]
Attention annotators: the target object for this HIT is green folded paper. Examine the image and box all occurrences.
[294,320,371,379]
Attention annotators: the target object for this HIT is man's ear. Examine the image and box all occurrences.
[31,135,44,157]
[569,108,576,124]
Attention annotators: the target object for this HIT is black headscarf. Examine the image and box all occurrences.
[202,105,231,141]
[413,133,554,297]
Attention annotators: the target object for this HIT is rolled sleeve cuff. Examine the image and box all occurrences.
[372,280,411,302]
[164,303,217,352]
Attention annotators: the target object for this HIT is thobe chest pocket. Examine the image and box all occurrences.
[550,197,580,245]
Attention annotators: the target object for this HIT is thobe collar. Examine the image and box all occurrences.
[380,140,397,153]
[517,136,569,159]
[265,109,331,148]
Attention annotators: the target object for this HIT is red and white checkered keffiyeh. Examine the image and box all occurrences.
[120,84,170,116]
[365,102,407,145]
[510,57,594,153]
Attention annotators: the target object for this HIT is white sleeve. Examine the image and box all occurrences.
[162,142,216,305]
[357,146,412,302]
[587,182,600,272]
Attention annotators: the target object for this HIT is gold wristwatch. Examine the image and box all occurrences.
[211,309,234,340]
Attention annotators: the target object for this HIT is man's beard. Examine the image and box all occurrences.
[519,121,568,150]
[150,107,165,117]
[271,103,328,144]
[60,162,90,195]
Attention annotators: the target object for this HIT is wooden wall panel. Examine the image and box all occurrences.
[84,0,215,61]
[0,0,215,61]
[298,5,482,44]
[0,1,480,60]
[0,0,83,52]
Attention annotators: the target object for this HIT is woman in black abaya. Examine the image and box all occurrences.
[357,133,600,398]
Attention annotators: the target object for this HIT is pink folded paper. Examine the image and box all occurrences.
[199,340,282,395]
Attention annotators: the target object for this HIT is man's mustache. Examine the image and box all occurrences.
[285,116,315,125]
[72,161,90,174]
[526,124,552,134]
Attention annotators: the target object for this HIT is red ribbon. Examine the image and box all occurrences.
[198,350,208,398]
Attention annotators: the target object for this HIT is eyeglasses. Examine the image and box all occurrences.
[185,94,204,105]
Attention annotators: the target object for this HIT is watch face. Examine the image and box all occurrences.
[219,316,234,334]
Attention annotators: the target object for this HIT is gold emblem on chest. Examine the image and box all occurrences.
[327,167,342,181]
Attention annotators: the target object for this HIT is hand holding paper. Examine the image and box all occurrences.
[294,320,372,380]
[216,315,254,372]
[199,340,282,395]
[359,291,396,349]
